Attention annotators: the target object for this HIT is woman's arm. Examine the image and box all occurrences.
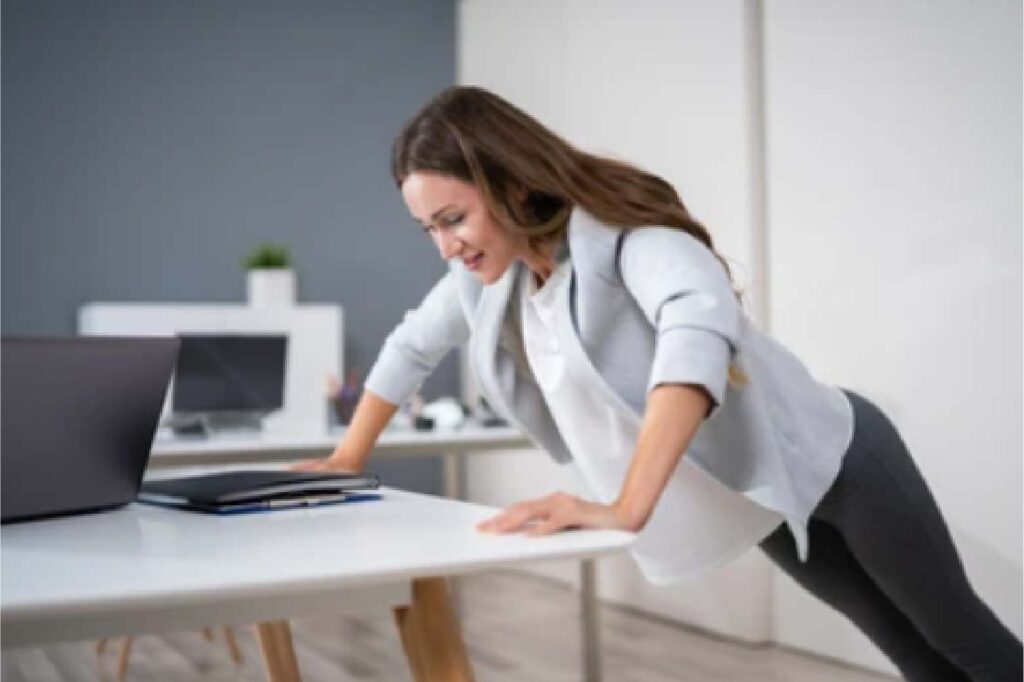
[612,383,710,530]
[477,383,710,535]
[480,227,737,535]
[292,269,470,472]
[291,390,398,472]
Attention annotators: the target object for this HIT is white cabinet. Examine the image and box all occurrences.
[79,303,342,431]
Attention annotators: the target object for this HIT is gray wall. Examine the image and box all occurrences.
[2,0,457,494]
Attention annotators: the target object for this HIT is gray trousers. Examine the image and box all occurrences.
[758,389,1022,681]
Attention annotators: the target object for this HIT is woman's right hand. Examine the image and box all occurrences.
[290,391,394,474]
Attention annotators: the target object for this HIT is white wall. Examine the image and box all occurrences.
[458,0,778,645]
[764,0,1022,671]
[459,0,1022,674]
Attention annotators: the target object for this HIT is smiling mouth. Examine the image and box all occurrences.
[464,253,484,270]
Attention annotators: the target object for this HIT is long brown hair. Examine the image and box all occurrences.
[392,86,748,389]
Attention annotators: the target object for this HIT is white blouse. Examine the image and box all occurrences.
[519,258,784,584]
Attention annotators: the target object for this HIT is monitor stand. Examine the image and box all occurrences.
[167,412,266,437]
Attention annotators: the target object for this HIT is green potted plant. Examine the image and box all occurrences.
[243,243,296,306]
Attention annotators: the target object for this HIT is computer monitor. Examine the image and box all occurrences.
[172,334,287,419]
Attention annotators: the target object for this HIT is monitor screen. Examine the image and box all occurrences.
[172,334,287,413]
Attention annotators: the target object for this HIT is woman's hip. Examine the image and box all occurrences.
[813,388,930,518]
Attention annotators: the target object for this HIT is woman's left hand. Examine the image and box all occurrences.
[475,492,635,536]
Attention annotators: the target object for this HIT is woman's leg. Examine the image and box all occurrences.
[759,519,971,681]
[810,389,1022,681]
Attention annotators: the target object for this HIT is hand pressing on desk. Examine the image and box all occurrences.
[476,492,636,536]
[480,385,707,536]
[291,390,397,474]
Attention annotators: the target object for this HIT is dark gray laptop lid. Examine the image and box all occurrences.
[1,336,180,523]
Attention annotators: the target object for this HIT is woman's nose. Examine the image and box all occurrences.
[436,230,462,260]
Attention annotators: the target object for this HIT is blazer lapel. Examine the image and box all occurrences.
[552,267,644,427]
[470,261,573,464]
[470,261,518,417]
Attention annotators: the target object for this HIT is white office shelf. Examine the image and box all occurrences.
[78,302,342,431]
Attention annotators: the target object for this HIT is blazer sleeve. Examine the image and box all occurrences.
[363,269,471,406]
[618,226,741,419]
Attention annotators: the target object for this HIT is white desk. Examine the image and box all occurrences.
[1,488,634,681]
[149,424,609,681]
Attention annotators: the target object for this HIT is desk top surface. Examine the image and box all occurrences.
[150,424,531,459]
[1,488,633,619]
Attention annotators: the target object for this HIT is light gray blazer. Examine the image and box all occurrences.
[364,206,854,561]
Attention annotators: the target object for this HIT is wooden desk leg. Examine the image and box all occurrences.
[223,626,244,664]
[255,621,302,682]
[116,637,133,682]
[393,577,475,682]
[393,607,428,682]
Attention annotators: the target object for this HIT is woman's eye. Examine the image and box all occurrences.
[419,214,463,235]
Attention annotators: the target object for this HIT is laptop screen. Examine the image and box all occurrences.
[1,336,180,523]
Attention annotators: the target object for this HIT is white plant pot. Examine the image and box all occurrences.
[247,269,296,307]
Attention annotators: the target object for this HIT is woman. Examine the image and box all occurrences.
[295,86,1021,681]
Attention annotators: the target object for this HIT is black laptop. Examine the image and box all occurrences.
[1,336,180,523]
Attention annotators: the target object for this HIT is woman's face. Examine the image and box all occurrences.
[401,171,525,285]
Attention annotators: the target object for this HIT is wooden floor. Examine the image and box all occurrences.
[2,569,898,681]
